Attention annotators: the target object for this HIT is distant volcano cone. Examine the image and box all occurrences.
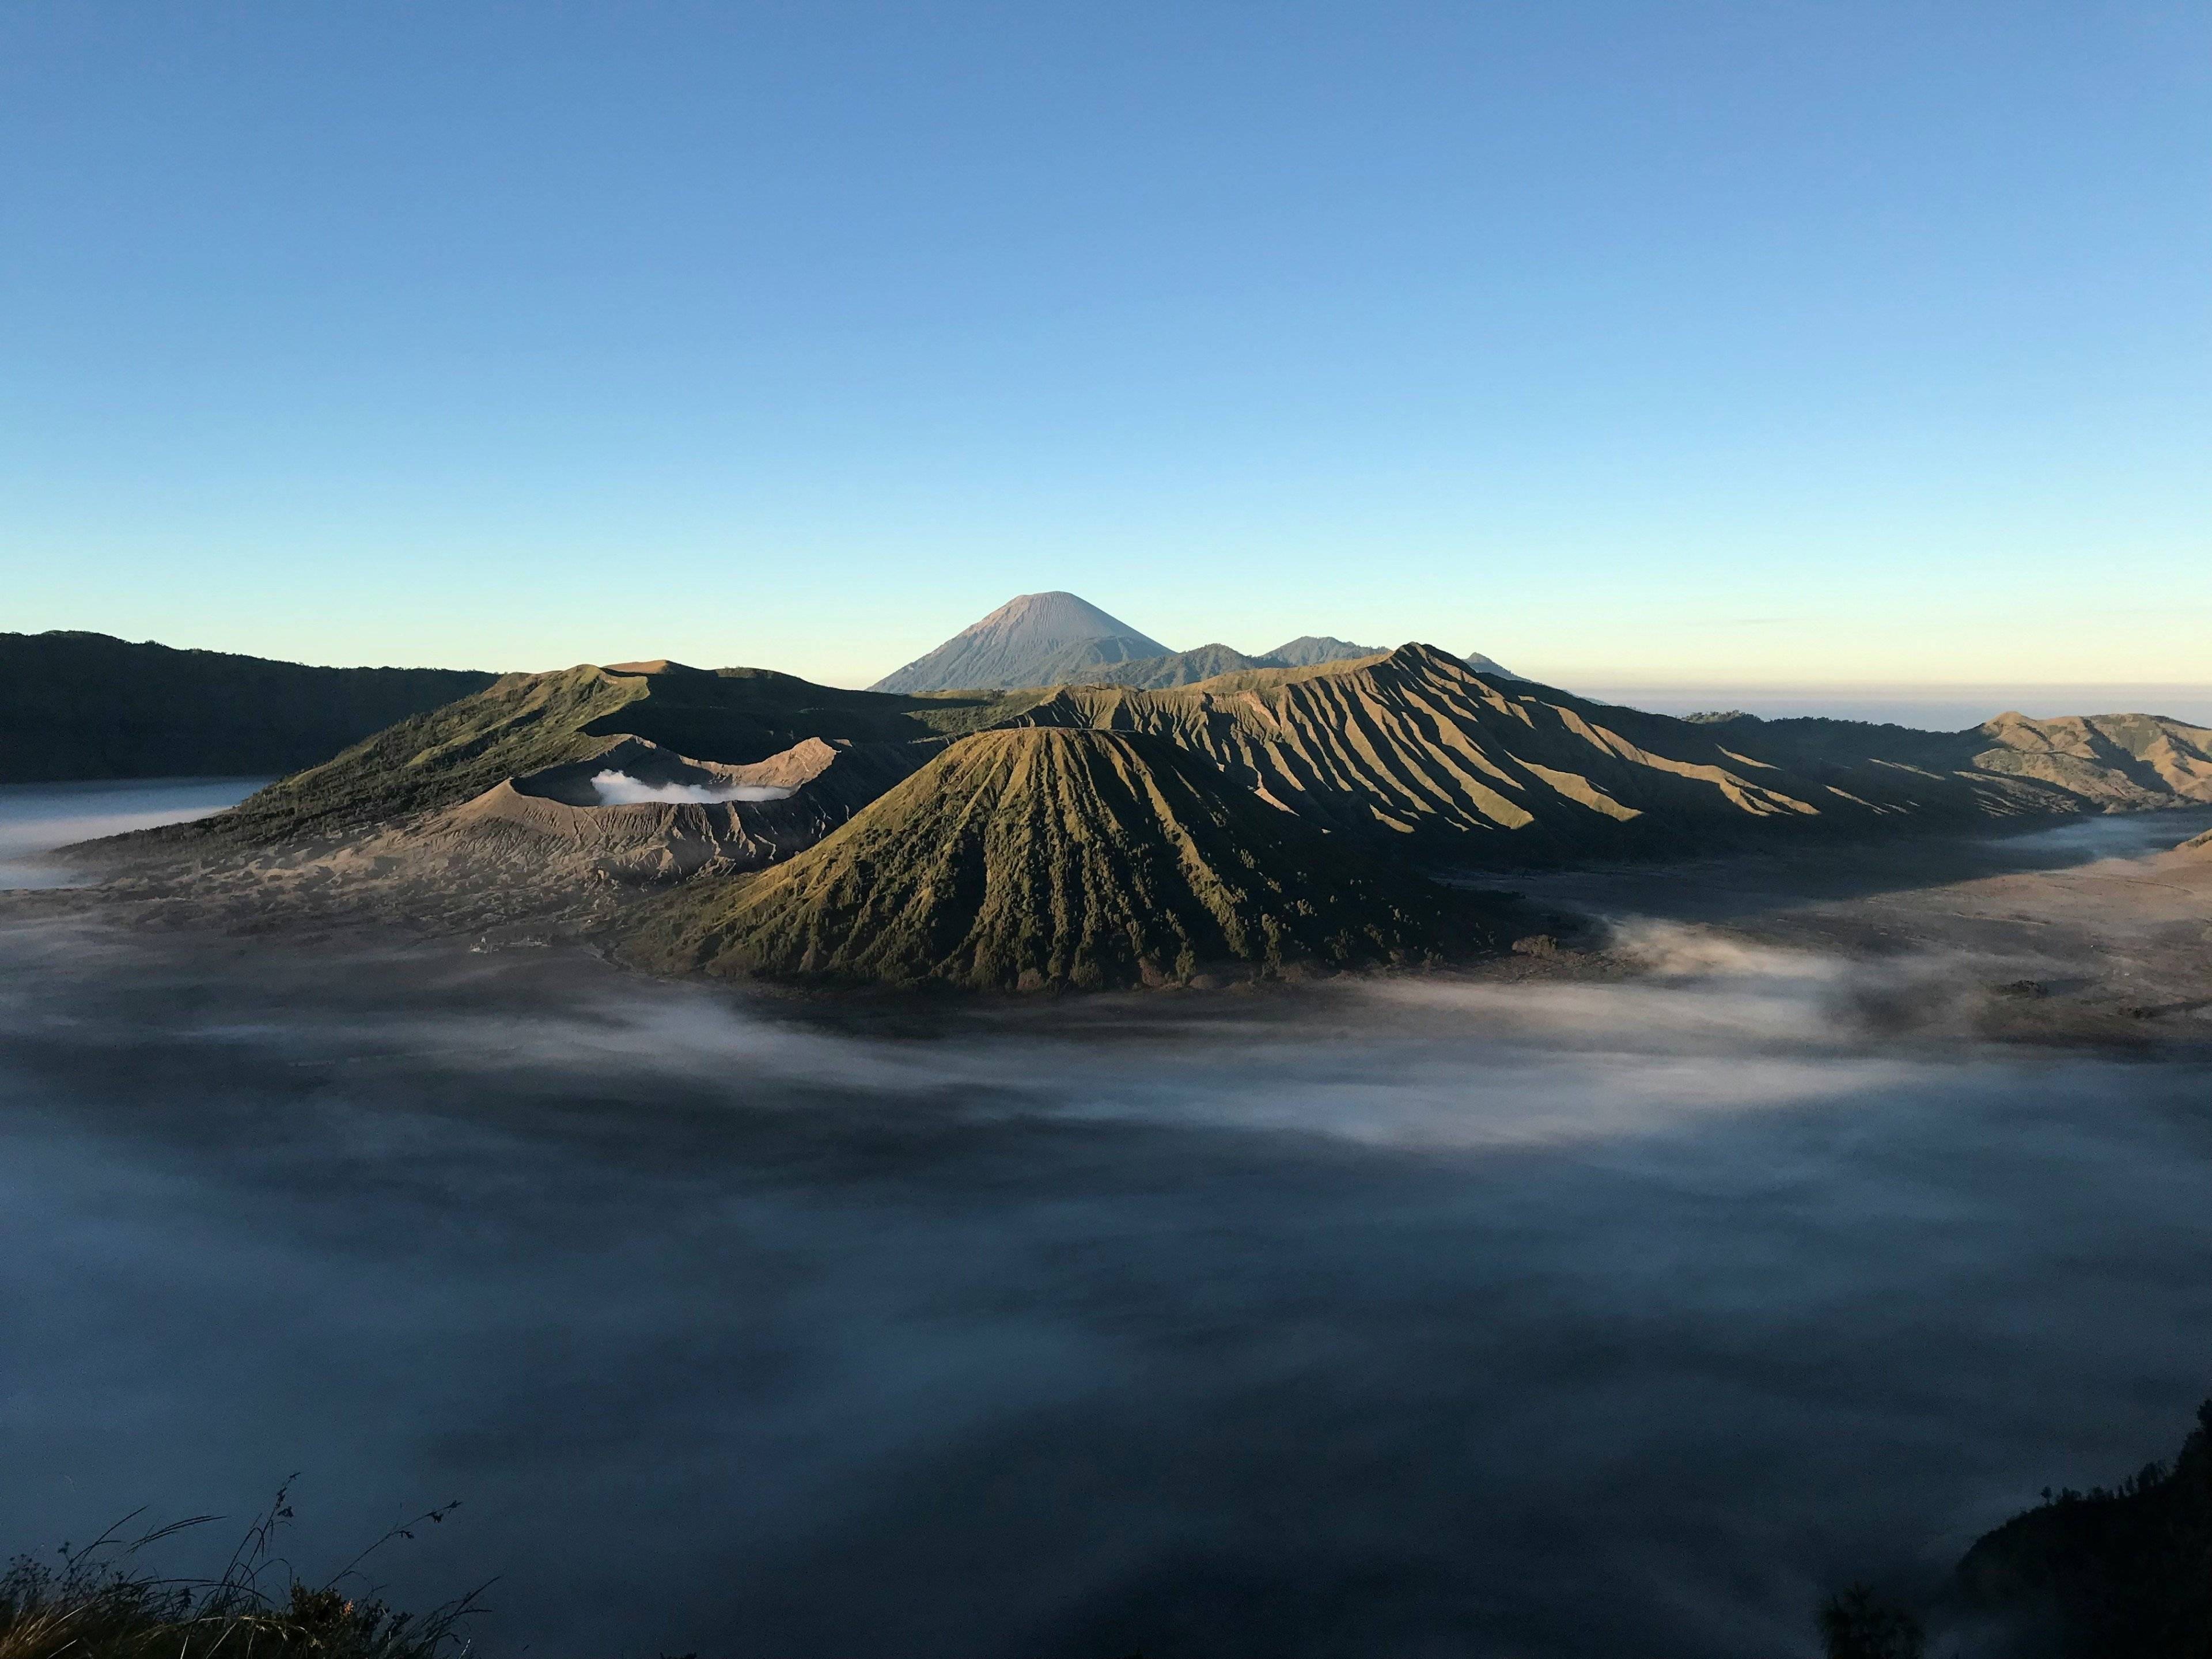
[625,727,1500,990]
[869,592,1172,693]
[1461,649,1521,679]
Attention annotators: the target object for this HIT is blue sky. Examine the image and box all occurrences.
[3,2,2206,691]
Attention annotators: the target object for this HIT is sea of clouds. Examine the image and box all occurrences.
[3,892,2209,1657]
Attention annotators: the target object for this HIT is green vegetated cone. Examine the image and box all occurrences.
[623,727,1505,992]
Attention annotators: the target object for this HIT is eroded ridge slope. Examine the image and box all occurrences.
[1012,645,2212,863]
[626,727,1503,991]
[1010,645,1854,860]
[1967,710,2212,808]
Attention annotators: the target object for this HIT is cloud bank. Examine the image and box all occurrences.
[1,906,2207,1658]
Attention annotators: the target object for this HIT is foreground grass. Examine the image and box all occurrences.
[19,1403,2209,1659]
[1,1489,476,1659]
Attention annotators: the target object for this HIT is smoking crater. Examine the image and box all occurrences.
[589,770,796,806]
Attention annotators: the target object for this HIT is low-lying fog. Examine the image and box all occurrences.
[0,777,264,888]
[0,942,2203,1653]
[2,791,2209,1657]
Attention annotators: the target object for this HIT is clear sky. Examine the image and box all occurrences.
[3,2,2206,691]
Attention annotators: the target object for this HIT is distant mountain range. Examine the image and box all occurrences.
[869,590,1521,692]
[2,600,1516,787]
[113,616,2212,993]
[0,631,498,783]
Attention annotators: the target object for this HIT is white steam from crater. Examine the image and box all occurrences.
[590,770,796,806]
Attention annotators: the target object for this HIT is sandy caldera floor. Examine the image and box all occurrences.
[1487,809,2212,1050]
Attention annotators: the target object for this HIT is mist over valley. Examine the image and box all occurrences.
[5,749,2211,1652]
[6,850,2211,1656]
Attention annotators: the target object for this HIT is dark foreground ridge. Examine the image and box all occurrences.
[0,631,499,784]
[1954,1397,2212,1658]
[1825,1397,2212,1658]
[623,726,1510,991]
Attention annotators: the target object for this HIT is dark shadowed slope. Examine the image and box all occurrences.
[1013,646,2212,865]
[869,592,1172,692]
[173,660,1041,845]
[626,727,1506,990]
[1954,1399,2212,1658]
[0,631,498,782]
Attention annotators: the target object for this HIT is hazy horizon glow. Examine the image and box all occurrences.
[3,5,2206,690]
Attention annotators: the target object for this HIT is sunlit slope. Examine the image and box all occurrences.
[1967,710,2212,807]
[627,727,1501,990]
[185,661,1042,843]
[1694,708,2212,813]
[1008,645,1855,861]
[1010,645,2211,862]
